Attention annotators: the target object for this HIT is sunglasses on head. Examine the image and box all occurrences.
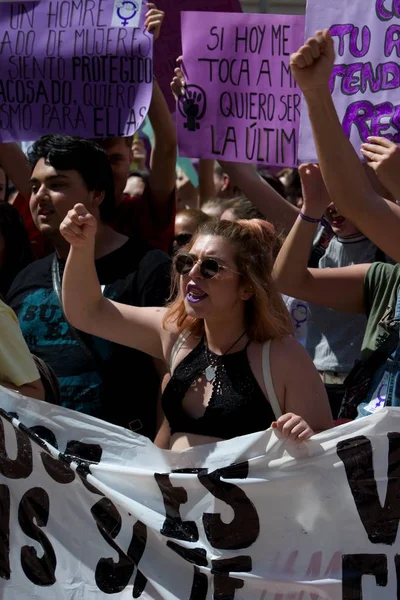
[175,253,241,279]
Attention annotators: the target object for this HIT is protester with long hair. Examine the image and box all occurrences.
[60,203,333,450]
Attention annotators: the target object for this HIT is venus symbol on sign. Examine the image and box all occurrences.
[373,381,388,411]
[116,0,138,26]
[291,302,308,329]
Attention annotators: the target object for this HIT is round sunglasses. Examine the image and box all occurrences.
[175,253,241,279]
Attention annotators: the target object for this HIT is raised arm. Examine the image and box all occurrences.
[290,31,400,262]
[218,161,298,235]
[143,4,177,220]
[60,204,168,360]
[273,164,367,313]
[148,79,177,212]
[198,159,216,204]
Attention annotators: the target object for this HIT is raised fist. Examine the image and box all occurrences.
[290,29,335,94]
[60,203,97,248]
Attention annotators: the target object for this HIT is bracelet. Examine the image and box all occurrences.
[299,211,322,224]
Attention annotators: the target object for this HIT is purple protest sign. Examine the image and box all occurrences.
[0,0,153,142]
[299,1,400,162]
[154,0,242,112]
[176,11,305,167]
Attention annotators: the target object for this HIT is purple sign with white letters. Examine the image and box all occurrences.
[0,0,153,142]
[176,11,305,167]
[299,0,400,162]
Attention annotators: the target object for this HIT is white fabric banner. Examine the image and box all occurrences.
[0,387,399,599]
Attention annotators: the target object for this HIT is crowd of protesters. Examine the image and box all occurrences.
[1,11,399,451]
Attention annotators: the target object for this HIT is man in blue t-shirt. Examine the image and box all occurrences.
[8,134,171,440]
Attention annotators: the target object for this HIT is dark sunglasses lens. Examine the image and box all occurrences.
[175,254,193,275]
[201,259,219,279]
[175,233,192,247]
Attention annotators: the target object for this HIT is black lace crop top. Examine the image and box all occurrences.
[161,336,276,439]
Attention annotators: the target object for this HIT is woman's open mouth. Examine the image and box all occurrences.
[186,284,208,304]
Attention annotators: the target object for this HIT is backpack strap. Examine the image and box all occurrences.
[262,340,282,419]
[339,299,400,419]
[32,354,61,405]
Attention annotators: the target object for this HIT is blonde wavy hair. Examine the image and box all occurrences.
[163,218,293,342]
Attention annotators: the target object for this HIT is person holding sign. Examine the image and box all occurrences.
[272,31,400,419]
[101,4,177,255]
[290,29,400,262]
[0,4,176,257]
[60,203,333,450]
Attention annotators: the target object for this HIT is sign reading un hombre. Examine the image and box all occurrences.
[0,0,153,141]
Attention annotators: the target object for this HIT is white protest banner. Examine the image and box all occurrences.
[0,387,399,599]
[299,0,400,162]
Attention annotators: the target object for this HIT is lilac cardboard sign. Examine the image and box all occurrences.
[0,0,153,141]
[176,11,305,167]
[299,0,400,162]
[153,0,242,112]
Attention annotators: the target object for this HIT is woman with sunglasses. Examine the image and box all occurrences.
[60,203,333,449]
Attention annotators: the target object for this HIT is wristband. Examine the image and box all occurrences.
[299,211,322,224]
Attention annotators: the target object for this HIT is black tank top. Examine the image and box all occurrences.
[162,336,276,439]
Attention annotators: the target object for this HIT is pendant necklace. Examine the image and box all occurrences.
[205,331,247,383]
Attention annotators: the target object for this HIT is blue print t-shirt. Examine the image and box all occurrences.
[7,239,171,440]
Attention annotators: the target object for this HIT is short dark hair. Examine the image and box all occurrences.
[94,135,133,150]
[27,134,116,222]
